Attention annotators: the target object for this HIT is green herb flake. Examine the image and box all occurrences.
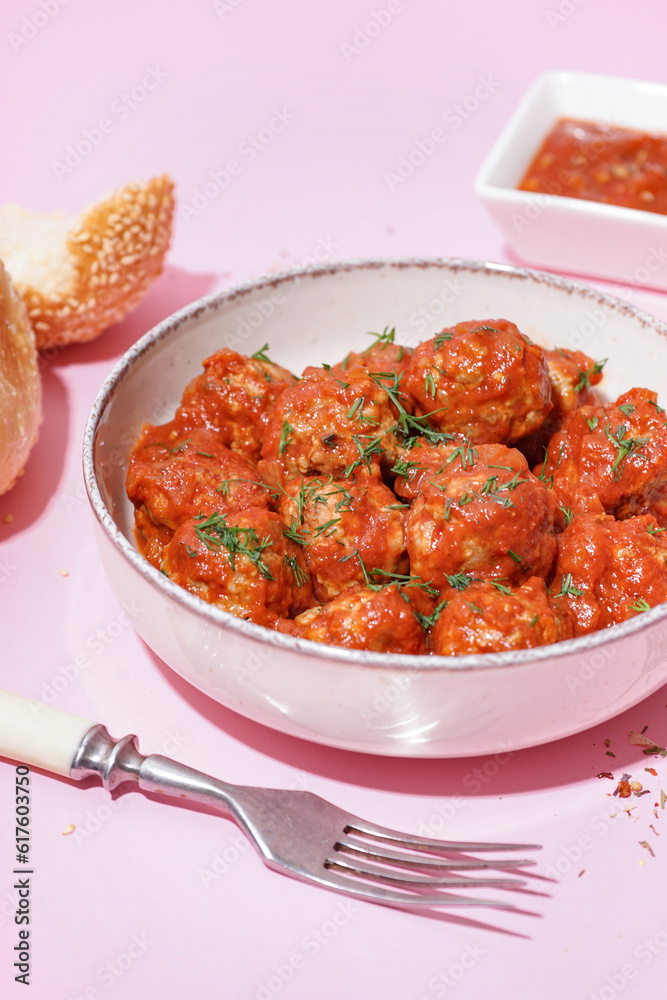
[279,420,294,456]
[251,343,272,363]
[554,572,585,598]
[574,358,607,393]
[559,505,574,526]
[284,554,309,587]
[193,513,275,580]
[321,363,350,388]
[363,326,396,353]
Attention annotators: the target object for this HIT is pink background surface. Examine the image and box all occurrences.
[2,1,667,997]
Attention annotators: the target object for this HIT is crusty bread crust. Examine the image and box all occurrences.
[0,261,41,495]
[0,175,174,350]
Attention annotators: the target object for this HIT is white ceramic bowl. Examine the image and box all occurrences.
[83,258,667,758]
[475,71,667,290]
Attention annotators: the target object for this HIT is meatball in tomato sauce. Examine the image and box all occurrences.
[260,364,399,482]
[537,388,667,528]
[406,443,557,590]
[277,473,408,602]
[403,319,552,444]
[175,348,297,462]
[429,577,574,655]
[291,582,432,654]
[161,507,313,627]
[550,510,667,635]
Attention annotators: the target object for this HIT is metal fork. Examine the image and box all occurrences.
[0,691,539,911]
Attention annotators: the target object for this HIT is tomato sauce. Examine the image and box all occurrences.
[518,118,667,215]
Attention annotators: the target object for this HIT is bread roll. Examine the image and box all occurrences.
[0,261,41,495]
[0,175,174,350]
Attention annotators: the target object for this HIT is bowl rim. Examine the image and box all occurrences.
[474,69,667,228]
[83,255,667,674]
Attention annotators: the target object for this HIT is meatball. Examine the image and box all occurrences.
[551,511,667,635]
[292,582,433,653]
[260,364,399,481]
[537,388,667,528]
[175,348,297,462]
[277,473,408,602]
[161,507,313,626]
[518,348,605,466]
[406,443,557,590]
[402,319,552,443]
[430,577,574,655]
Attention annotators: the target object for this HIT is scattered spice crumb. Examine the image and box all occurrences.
[606,751,616,758]
[646,767,658,776]
[650,824,660,837]
[605,738,611,747]
[62,824,75,836]
[615,780,632,798]
[628,729,667,757]
[597,772,614,780]
[59,568,69,577]
[639,840,655,857]
[661,789,666,810]
[577,869,585,877]
[3,513,12,523]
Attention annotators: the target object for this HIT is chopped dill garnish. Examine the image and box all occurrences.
[629,598,651,613]
[279,420,294,456]
[344,435,385,478]
[574,358,607,392]
[559,505,573,526]
[553,572,585,598]
[602,421,649,481]
[251,343,272,362]
[446,572,475,590]
[284,554,309,587]
[321,363,350,387]
[363,326,396,352]
[193,513,275,579]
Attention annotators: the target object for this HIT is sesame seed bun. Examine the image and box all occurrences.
[0,259,41,495]
[0,174,174,350]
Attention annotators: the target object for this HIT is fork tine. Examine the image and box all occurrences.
[336,837,536,871]
[346,817,541,854]
[319,868,517,909]
[327,855,526,889]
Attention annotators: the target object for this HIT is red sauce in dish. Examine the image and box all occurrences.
[518,118,667,215]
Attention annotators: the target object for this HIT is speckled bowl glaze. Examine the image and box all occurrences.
[83,258,667,757]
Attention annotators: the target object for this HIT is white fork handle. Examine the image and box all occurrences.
[0,689,94,777]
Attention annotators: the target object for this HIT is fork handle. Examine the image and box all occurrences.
[0,688,236,813]
[0,689,96,777]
